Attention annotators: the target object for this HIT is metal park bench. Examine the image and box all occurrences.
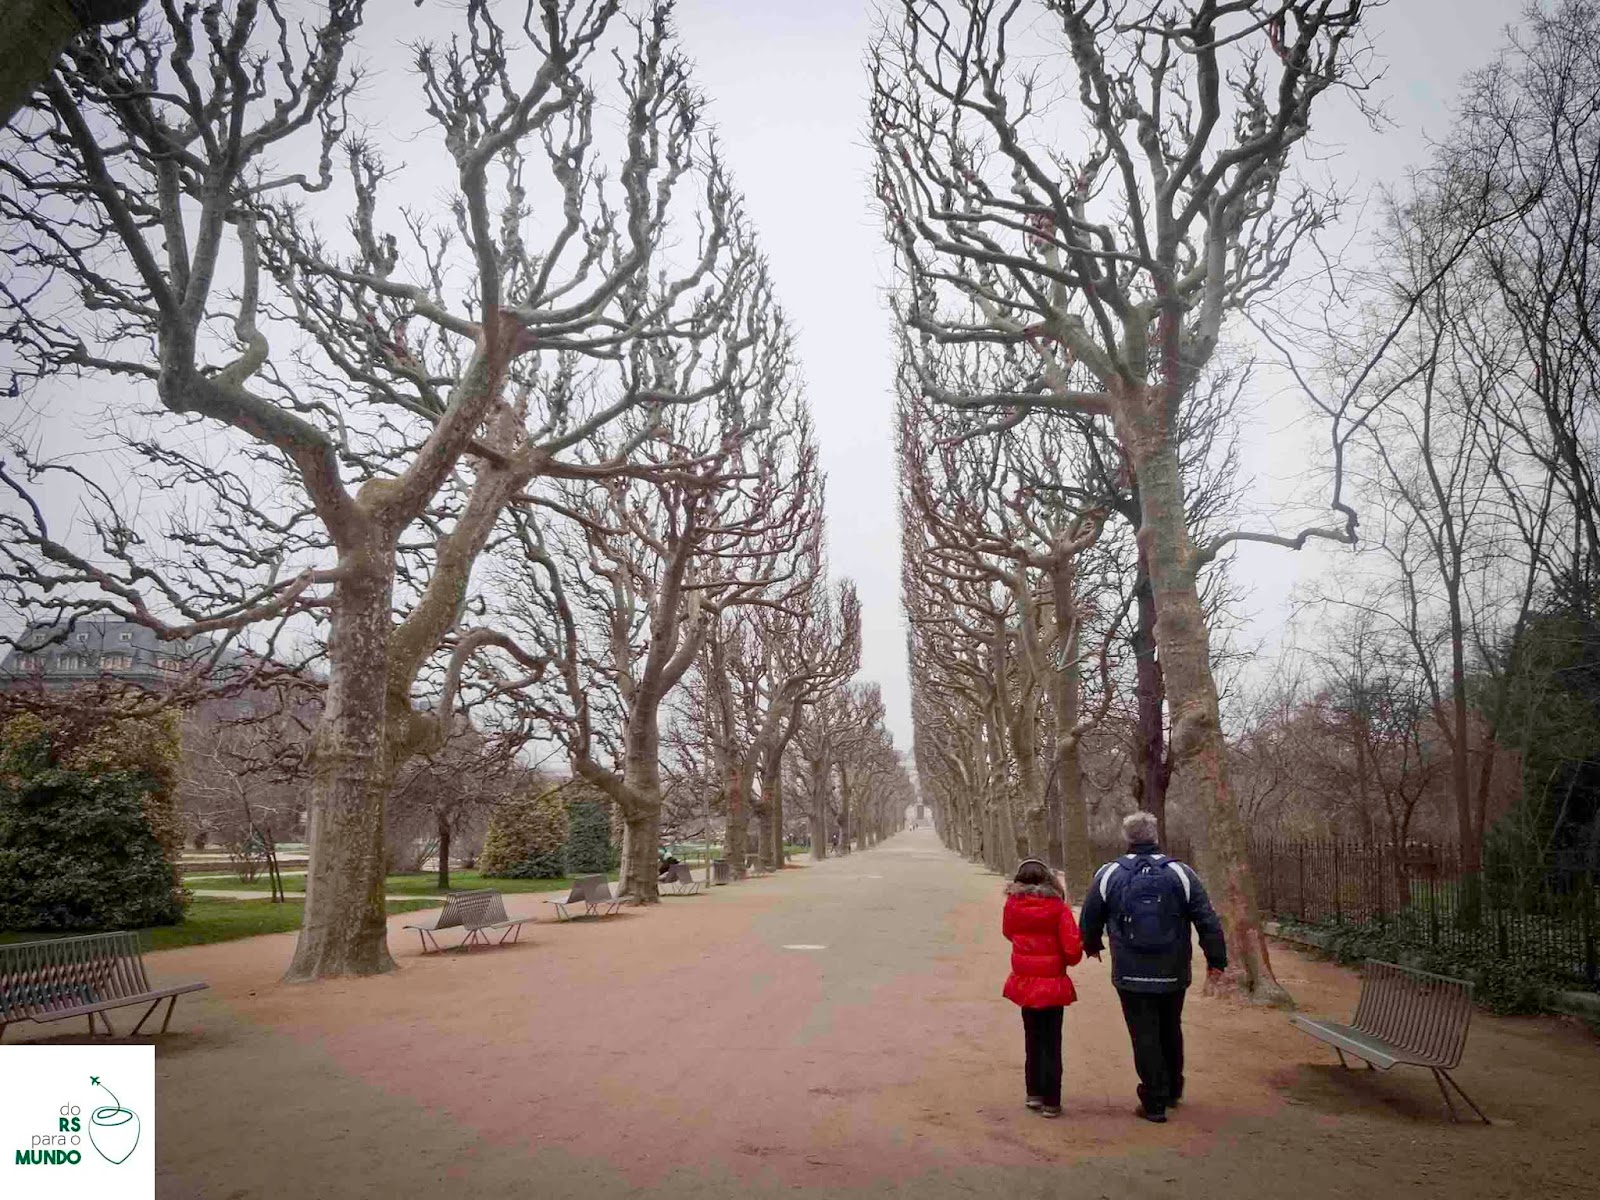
[402,889,533,953]
[659,862,703,896]
[543,875,624,921]
[1290,960,1489,1123]
[0,932,208,1041]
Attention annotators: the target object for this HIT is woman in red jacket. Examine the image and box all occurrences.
[1002,858,1084,1117]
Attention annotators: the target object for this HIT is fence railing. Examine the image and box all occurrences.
[1086,837,1599,993]
[1250,838,1599,992]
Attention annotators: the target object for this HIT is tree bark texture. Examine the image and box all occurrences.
[1126,421,1289,1006]
[285,555,397,982]
[436,811,452,893]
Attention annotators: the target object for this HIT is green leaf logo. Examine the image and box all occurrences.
[88,1078,140,1165]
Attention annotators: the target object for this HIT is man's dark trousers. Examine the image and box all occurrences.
[1021,1006,1064,1106]
[1117,989,1185,1109]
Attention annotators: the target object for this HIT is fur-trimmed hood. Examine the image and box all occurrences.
[1005,881,1065,899]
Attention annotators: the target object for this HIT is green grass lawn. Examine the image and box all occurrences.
[204,869,615,897]
[0,895,440,952]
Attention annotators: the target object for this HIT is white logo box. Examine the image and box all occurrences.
[0,1044,154,1200]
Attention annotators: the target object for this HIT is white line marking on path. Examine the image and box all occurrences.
[782,944,827,951]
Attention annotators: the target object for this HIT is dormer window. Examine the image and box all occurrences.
[119,631,133,642]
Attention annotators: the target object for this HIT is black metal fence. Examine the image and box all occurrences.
[1249,838,1599,994]
[1086,837,1599,993]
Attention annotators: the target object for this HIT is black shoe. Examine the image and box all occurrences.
[1039,1105,1062,1118]
[1137,1104,1168,1124]
[1025,1096,1044,1111]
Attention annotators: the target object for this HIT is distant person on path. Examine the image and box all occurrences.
[1080,812,1227,1124]
[1001,858,1084,1118]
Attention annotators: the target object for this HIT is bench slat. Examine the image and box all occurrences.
[1349,961,1473,1070]
[0,932,207,1037]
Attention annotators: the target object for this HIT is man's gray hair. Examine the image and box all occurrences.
[1121,811,1159,846]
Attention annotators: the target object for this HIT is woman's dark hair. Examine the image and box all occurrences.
[1013,859,1064,897]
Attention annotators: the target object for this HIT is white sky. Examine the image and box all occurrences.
[655,0,1528,748]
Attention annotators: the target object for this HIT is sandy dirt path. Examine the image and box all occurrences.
[12,827,1597,1198]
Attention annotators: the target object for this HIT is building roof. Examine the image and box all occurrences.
[1,618,231,686]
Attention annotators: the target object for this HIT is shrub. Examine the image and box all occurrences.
[0,713,185,931]
[478,785,569,878]
[564,796,617,873]
[1282,917,1560,1016]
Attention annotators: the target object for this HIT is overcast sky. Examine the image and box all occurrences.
[10,0,1531,753]
[652,0,1528,749]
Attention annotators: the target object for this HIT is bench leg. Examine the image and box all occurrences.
[159,995,178,1036]
[130,998,164,1037]
[1431,1069,1460,1122]
[1335,1048,1349,1069]
[92,1010,116,1038]
[1434,1069,1490,1125]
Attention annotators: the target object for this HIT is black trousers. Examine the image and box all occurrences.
[1117,989,1186,1109]
[1020,1006,1064,1106]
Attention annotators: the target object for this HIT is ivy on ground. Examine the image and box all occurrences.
[1278,918,1567,1015]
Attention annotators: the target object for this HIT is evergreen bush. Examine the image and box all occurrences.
[478,785,569,878]
[0,712,186,931]
[564,795,618,873]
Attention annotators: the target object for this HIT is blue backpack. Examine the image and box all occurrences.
[1117,855,1185,952]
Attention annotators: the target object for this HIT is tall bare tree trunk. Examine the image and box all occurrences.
[1128,426,1288,1004]
[1130,563,1171,833]
[621,808,661,903]
[1048,554,1096,893]
[286,561,396,982]
[769,768,785,868]
[710,634,749,878]
[837,762,853,856]
[808,752,830,861]
[1446,581,1480,873]
[617,821,633,896]
[1043,741,1065,870]
[436,811,452,892]
[753,800,771,871]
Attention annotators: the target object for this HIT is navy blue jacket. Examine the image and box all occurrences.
[1079,842,1227,994]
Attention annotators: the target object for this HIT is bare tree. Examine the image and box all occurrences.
[872,0,1381,1001]
[0,2,750,978]
[495,304,822,900]
[387,717,525,890]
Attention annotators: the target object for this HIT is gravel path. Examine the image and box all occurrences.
[11,827,1597,1198]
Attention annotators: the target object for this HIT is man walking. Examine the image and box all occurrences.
[1080,812,1227,1123]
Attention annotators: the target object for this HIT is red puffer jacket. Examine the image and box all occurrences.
[1002,884,1084,1008]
